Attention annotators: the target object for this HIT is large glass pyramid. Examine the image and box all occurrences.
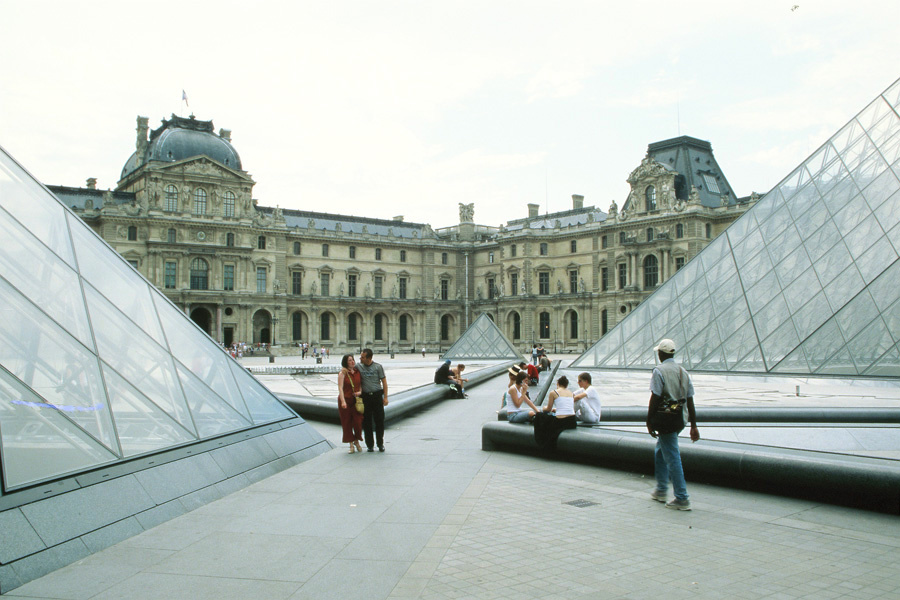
[442,313,522,360]
[0,144,296,491]
[572,78,900,377]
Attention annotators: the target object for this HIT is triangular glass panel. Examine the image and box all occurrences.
[228,359,296,424]
[770,345,812,374]
[442,313,525,360]
[720,320,758,369]
[863,343,900,376]
[815,346,858,375]
[0,368,117,489]
[102,363,196,457]
[175,362,250,437]
[845,317,896,374]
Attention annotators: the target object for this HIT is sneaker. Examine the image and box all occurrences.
[665,498,692,511]
[378,445,385,452]
[650,489,667,503]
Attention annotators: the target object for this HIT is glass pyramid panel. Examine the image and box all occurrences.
[442,313,521,360]
[0,144,300,489]
[571,77,900,376]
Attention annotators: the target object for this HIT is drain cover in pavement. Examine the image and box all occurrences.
[564,499,599,508]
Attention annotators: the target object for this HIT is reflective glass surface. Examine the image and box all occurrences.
[442,314,521,360]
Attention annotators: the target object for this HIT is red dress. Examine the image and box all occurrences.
[338,368,363,443]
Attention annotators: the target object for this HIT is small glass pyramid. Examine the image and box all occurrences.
[442,313,522,360]
[571,78,900,377]
[0,144,296,490]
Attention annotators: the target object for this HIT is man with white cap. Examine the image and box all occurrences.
[647,338,699,510]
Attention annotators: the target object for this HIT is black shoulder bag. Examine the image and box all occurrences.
[650,368,686,434]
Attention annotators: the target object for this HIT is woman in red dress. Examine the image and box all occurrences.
[338,353,364,453]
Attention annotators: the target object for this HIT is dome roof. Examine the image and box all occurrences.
[121,115,242,180]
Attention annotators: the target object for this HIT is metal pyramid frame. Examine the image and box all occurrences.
[572,78,900,377]
[442,313,522,361]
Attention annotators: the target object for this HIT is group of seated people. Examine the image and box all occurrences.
[434,360,468,398]
[503,363,601,426]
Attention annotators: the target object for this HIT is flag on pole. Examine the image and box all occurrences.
[182,90,189,107]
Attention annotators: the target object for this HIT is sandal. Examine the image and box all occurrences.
[354,441,362,453]
[348,444,356,454]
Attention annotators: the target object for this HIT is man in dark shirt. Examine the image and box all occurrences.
[358,348,388,452]
[435,360,463,398]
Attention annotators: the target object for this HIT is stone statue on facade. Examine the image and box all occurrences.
[458,202,474,223]
[579,278,585,293]
[557,280,563,293]
[310,280,317,295]
[521,281,526,295]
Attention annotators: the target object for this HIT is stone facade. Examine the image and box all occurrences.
[52,116,755,355]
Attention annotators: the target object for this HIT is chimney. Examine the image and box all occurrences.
[135,116,149,161]
[572,194,584,210]
[219,128,232,142]
[393,215,404,221]
[86,178,97,190]
[527,203,539,218]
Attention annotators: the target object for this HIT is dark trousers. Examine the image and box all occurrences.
[362,391,385,449]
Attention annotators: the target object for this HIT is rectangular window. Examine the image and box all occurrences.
[256,267,266,293]
[618,263,627,289]
[570,240,577,253]
[320,272,329,296]
[511,245,517,257]
[224,193,235,217]
[510,272,518,296]
[348,274,357,297]
[224,264,234,291]
[441,279,449,300]
[569,270,577,294]
[258,236,266,249]
[601,267,608,292]
[292,271,302,295]
[167,228,176,243]
[322,244,329,257]
[676,256,685,271]
[601,235,608,249]
[540,242,548,256]
[488,278,496,299]
[702,173,721,194]
[399,277,407,299]
[489,252,494,264]
[400,250,406,262]
[349,246,356,259]
[539,272,549,295]
[375,248,382,260]
[374,275,383,298]
[164,261,176,289]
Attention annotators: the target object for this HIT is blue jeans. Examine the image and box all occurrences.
[654,432,688,501]
[507,410,532,424]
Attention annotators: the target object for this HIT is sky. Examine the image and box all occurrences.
[1,0,898,229]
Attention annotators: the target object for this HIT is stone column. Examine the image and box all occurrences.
[216,305,223,343]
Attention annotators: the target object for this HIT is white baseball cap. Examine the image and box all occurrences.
[654,339,676,354]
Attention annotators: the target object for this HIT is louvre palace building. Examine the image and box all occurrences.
[49,114,756,354]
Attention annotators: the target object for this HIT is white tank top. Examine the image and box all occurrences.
[551,390,575,416]
[506,386,524,414]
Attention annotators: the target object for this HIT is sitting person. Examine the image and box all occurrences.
[501,366,521,409]
[573,372,602,424]
[506,370,540,423]
[535,375,577,449]
[526,362,540,386]
[435,360,464,398]
[539,354,551,372]
[451,364,468,397]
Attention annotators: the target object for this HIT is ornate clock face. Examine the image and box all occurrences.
[197,231,206,241]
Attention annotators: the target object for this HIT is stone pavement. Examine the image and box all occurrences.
[5,359,900,599]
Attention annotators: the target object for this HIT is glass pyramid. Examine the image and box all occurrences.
[0,144,296,490]
[442,313,522,360]
[572,78,900,377]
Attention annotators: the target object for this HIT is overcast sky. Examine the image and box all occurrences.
[1,0,898,228]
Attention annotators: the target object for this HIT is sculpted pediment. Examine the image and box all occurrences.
[156,157,251,181]
[626,156,671,185]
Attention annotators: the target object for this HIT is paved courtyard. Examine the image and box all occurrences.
[5,357,900,599]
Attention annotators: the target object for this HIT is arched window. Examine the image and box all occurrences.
[676,223,684,239]
[569,311,578,339]
[512,312,521,339]
[441,315,451,341]
[165,185,178,212]
[539,312,550,338]
[193,188,207,215]
[646,227,654,242]
[127,226,137,241]
[292,312,303,341]
[374,314,384,340]
[226,232,235,247]
[190,258,209,290]
[399,314,408,340]
[601,309,608,335]
[167,228,176,243]
[643,254,659,288]
[223,191,235,217]
[645,185,656,211]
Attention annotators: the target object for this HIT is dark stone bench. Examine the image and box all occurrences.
[598,406,900,424]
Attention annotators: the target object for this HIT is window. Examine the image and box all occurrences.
[619,231,626,245]
[441,315,450,341]
[348,313,358,341]
[190,258,208,290]
[441,279,449,300]
[569,270,578,294]
[399,315,408,340]
[601,235,608,249]
[538,272,549,295]
[570,240,577,253]
[601,309,608,335]
[676,223,684,239]
[164,185,178,212]
[569,311,578,338]
[292,271,302,294]
[320,272,329,296]
[400,250,407,262]
[643,254,659,288]
[320,314,330,340]
[167,228,176,243]
[322,244,329,257]
[399,277,407,299]
[645,185,656,211]
[702,173,721,194]
[226,232,235,247]
[539,312,550,338]
[647,227,654,242]
[601,267,608,291]
[540,242,548,256]
[349,246,356,259]
[256,267,267,293]
[258,235,266,249]
[488,278,496,299]
[618,263,627,289]
[193,188,207,215]
[675,256,685,271]
[513,312,521,339]
[293,241,301,255]
[223,191,235,217]
[164,261,177,289]
[489,252,494,264]
[511,245,517,257]
[374,275,383,298]
[127,226,137,241]
[127,259,139,270]
[375,314,384,340]
[224,264,234,291]
[441,252,448,265]
[375,248,382,260]
[292,312,303,341]
[348,274,357,297]
[706,223,712,239]
[510,272,518,296]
